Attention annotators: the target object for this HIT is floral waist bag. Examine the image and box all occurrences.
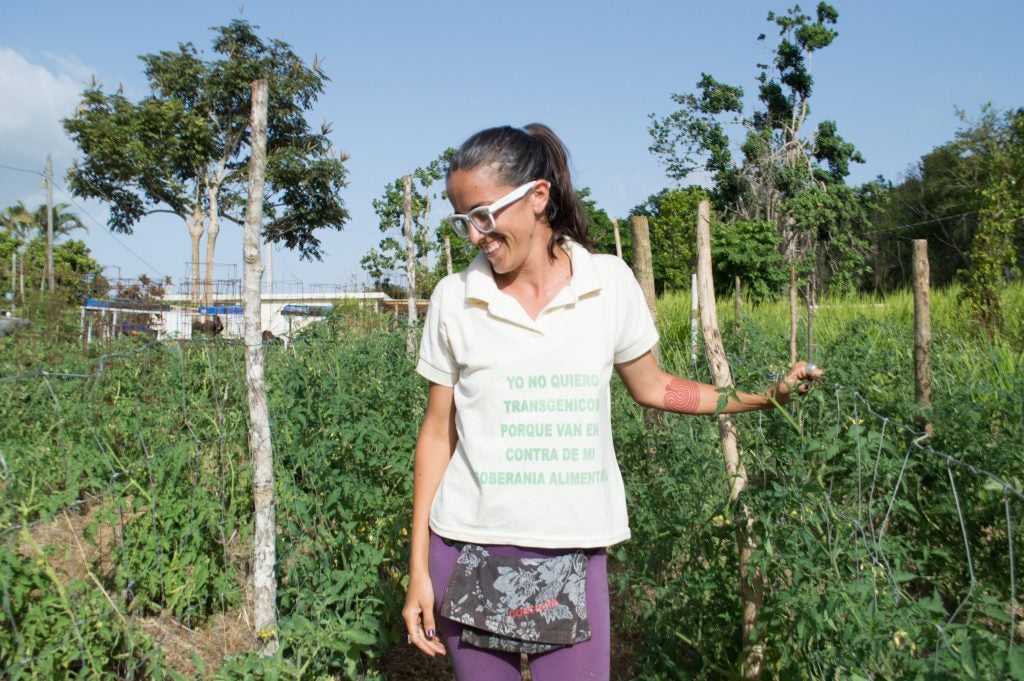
[440,542,591,654]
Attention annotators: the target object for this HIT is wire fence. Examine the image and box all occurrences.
[1,317,1021,678]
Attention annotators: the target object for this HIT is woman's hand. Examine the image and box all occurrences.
[775,361,824,404]
[402,572,446,657]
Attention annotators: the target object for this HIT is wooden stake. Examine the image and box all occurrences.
[806,273,817,363]
[690,272,699,365]
[734,275,741,337]
[46,154,54,292]
[696,200,763,678]
[788,266,798,364]
[913,240,934,436]
[630,215,658,365]
[242,79,279,656]
[403,174,417,354]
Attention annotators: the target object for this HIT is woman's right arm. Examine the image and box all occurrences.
[403,382,456,657]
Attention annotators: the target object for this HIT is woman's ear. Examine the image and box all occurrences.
[529,179,551,218]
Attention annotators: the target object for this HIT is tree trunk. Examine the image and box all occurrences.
[243,79,279,656]
[403,174,417,354]
[696,201,763,679]
[188,202,204,305]
[612,217,622,259]
[444,235,453,276]
[204,187,221,308]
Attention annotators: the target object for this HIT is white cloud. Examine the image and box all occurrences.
[0,48,90,205]
[41,51,97,84]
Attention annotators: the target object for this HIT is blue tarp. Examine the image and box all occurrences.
[199,305,244,315]
[85,298,169,311]
[282,304,332,316]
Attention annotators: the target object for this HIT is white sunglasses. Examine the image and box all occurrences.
[445,181,538,238]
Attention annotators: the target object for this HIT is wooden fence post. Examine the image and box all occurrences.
[788,266,798,364]
[806,273,817,363]
[612,217,623,259]
[696,200,764,679]
[734,275,741,337]
[630,215,658,364]
[913,240,934,436]
[690,272,699,365]
[403,174,417,354]
[243,79,279,655]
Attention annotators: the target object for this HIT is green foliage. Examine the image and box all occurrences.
[2,202,100,308]
[362,149,457,296]
[711,220,787,301]
[631,285,1024,679]
[650,3,870,298]
[635,187,707,294]
[0,544,170,679]
[958,107,1024,335]
[3,285,1022,679]
[871,105,1024,294]
[580,187,622,258]
[63,20,349,260]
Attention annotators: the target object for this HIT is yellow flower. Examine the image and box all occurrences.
[892,629,915,652]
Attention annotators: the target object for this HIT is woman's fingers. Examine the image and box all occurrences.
[402,586,446,657]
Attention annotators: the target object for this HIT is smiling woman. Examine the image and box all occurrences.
[400,123,822,681]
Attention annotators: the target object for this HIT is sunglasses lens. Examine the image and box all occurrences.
[447,217,469,237]
[469,209,494,234]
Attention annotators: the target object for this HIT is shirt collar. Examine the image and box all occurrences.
[464,240,603,307]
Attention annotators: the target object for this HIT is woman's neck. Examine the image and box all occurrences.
[494,245,573,319]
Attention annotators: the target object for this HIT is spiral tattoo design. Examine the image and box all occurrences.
[663,378,700,413]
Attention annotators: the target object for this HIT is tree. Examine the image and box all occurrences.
[1,202,34,301]
[649,3,867,295]
[587,188,630,261]
[711,220,787,301]
[64,20,349,304]
[869,105,1024,295]
[630,187,707,294]
[361,149,456,297]
[30,203,86,292]
[958,106,1024,334]
[30,203,85,241]
[24,238,106,305]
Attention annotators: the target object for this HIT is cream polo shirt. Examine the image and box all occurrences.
[416,241,659,549]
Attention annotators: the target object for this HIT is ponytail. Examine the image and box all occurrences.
[448,123,595,257]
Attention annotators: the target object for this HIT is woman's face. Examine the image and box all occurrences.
[446,167,550,277]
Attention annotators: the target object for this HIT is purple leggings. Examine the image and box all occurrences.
[429,532,610,681]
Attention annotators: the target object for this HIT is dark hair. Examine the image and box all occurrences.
[448,123,595,257]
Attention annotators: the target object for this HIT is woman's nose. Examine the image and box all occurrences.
[467,223,485,245]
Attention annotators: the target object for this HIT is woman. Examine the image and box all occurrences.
[402,123,820,680]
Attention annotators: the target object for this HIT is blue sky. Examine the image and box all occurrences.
[2,0,1021,290]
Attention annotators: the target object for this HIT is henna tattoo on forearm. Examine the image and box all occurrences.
[663,377,700,413]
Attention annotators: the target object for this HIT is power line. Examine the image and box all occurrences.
[2,161,166,278]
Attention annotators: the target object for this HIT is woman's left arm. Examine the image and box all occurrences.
[614,351,822,415]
